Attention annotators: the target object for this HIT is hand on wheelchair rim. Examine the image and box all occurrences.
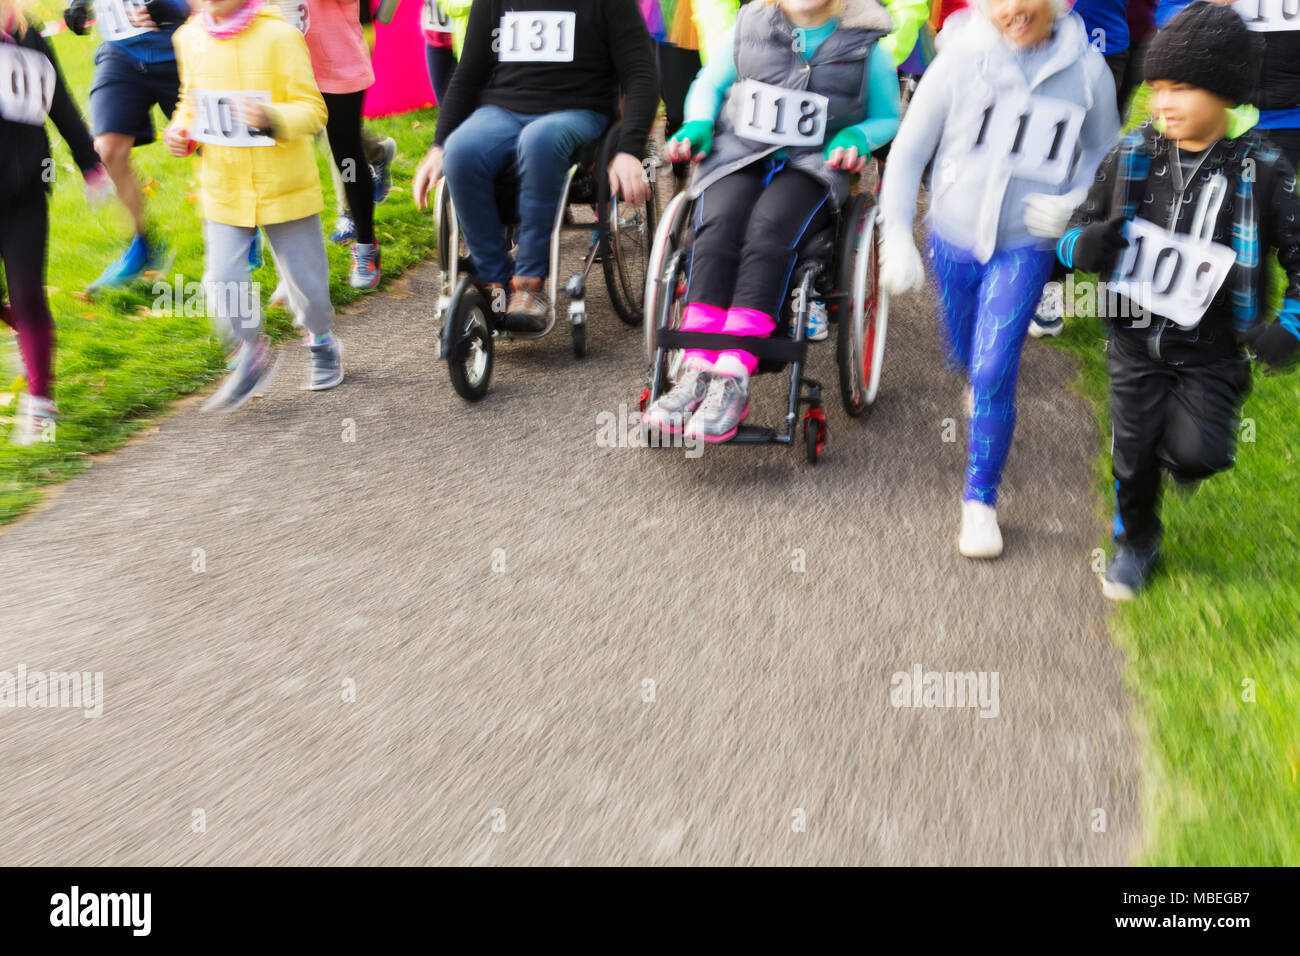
[608,152,651,207]
[413,146,444,212]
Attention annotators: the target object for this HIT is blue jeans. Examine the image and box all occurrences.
[928,233,1056,506]
[442,105,608,284]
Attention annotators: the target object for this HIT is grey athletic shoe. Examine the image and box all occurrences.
[685,373,750,443]
[1102,542,1159,602]
[643,364,711,436]
[202,336,281,412]
[306,335,344,391]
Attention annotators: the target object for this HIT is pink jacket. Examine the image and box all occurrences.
[276,0,375,94]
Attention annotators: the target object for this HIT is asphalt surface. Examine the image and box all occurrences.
[0,191,1139,865]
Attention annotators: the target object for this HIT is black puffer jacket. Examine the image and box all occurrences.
[1063,121,1300,365]
[0,19,99,206]
[1253,20,1300,113]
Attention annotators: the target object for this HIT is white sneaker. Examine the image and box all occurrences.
[805,301,829,341]
[958,500,1003,559]
[10,394,58,445]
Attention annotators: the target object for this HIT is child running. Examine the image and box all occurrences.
[1056,2,1300,599]
[2,0,108,442]
[63,0,190,292]
[878,0,1119,558]
[165,0,342,410]
[644,0,902,442]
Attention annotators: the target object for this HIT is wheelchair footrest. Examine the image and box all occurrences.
[727,425,783,445]
[655,330,807,364]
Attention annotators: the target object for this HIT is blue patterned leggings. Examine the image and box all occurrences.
[927,233,1056,506]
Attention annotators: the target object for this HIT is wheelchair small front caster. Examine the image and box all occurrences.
[570,301,587,358]
[803,407,827,465]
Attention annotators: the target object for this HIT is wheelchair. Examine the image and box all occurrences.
[640,177,888,464]
[434,121,660,401]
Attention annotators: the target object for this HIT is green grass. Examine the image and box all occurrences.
[0,23,437,522]
[1049,87,1300,864]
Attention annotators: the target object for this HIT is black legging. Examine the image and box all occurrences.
[323,90,376,245]
[0,193,54,398]
[656,41,701,180]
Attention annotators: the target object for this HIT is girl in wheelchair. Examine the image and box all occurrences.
[412,0,657,332]
[644,0,901,443]
[877,0,1119,557]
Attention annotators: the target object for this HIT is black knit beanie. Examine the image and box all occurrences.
[1143,1,1264,105]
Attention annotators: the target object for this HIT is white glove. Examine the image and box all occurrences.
[879,228,925,296]
[1023,188,1088,239]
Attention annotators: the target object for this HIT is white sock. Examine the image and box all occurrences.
[712,353,751,383]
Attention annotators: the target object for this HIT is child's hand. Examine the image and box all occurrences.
[879,228,925,296]
[823,128,869,174]
[83,164,113,205]
[1023,188,1088,239]
[1071,216,1129,274]
[240,97,272,133]
[663,121,713,164]
[126,2,158,30]
[165,124,193,157]
[1243,322,1300,369]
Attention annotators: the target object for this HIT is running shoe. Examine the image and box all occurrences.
[306,335,344,391]
[371,137,397,205]
[685,373,750,443]
[10,394,57,445]
[1102,542,1159,601]
[349,243,381,290]
[329,215,357,245]
[805,301,829,341]
[88,234,153,292]
[1028,286,1064,338]
[202,336,281,412]
[504,278,549,332]
[958,500,1003,559]
[643,362,712,437]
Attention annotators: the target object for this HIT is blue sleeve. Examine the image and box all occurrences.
[1154,0,1193,29]
[683,28,736,124]
[845,44,902,152]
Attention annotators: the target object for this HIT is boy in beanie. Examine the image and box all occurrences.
[1056,1,1300,600]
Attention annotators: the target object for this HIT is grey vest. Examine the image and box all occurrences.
[691,0,890,206]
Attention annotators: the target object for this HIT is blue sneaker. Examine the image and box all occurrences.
[329,215,356,245]
[202,336,282,413]
[370,137,397,205]
[1102,542,1159,602]
[88,234,153,292]
[349,243,381,290]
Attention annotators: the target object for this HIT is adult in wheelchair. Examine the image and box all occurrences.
[638,0,901,463]
[410,0,658,401]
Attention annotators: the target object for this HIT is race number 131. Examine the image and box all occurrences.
[970,93,1084,185]
[735,79,828,148]
[498,12,576,62]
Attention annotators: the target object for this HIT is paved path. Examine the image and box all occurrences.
[0,209,1138,865]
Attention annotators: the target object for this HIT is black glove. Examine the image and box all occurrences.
[63,0,91,35]
[1071,215,1130,275]
[1242,322,1300,369]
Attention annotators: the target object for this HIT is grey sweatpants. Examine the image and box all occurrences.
[203,215,334,344]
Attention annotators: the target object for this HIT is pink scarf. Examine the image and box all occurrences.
[202,0,265,39]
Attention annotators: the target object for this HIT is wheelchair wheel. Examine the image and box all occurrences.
[836,194,888,418]
[446,285,494,402]
[644,190,693,380]
[597,125,659,326]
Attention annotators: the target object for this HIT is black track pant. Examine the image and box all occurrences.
[323,90,375,245]
[1108,332,1252,549]
[687,160,834,320]
[656,41,701,180]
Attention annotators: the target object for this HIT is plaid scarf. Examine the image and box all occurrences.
[1111,122,1274,331]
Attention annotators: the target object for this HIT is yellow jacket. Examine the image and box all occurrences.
[171,10,328,228]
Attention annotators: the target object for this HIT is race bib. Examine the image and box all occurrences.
[1233,0,1300,31]
[497,11,576,62]
[422,0,453,33]
[968,92,1084,186]
[95,0,150,42]
[275,0,310,33]
[0,43,56,126]
[733,78,828,148]
[1109,217,1237,329]
[190,90,275,147]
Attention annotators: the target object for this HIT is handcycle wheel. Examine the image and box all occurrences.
[599,125,659,325]
[836,194,888,418]
[446,286,494,402]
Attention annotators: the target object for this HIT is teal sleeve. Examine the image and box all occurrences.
[683,28,737,125]
[846,45,902,153]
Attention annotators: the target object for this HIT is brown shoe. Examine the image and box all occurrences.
[505,276,549,332]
